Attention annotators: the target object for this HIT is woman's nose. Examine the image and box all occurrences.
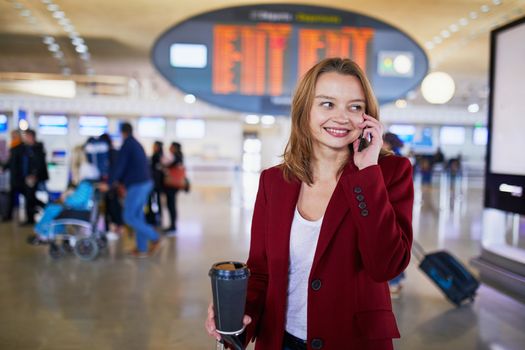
[333,110,351,124]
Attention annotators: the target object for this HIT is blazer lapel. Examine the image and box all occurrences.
[311,161,358,271]
[270,176,301,281]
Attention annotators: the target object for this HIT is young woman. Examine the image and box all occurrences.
[206,58,413,349]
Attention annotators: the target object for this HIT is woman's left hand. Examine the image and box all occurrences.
[352,113,384,170]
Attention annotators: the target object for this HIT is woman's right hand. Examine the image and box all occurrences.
[205,302,252,341]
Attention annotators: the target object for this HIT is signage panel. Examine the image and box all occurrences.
[152,4,428,114]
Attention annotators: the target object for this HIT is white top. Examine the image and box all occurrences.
[285,207,323,340]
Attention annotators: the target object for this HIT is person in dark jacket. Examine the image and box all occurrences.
[11,129,48,224]
[1,130,22,221]
[107,122,160,258]
[98,133,123,233]
[146,141,164,227]
[163,142,184,235]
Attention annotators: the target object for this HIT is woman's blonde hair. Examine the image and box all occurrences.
[282,57,390,185]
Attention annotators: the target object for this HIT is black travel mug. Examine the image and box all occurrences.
[209,261,250,337]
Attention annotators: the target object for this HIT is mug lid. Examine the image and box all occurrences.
[209,261,250,278]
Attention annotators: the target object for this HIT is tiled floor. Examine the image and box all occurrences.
[0,173,524,350]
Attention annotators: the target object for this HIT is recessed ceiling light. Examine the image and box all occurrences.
[47,4,59,11]
[261,115,276,125]
[75,44,88,53]
[184,94,196,104]
[469,11,478,19]
[433,36,443,44]
[468,103,480,113]
[449,24,459,32]
[245,115,260,124]
[480,5,490,13]
[492,0,502,5]
[459,18,468,26]
[424,41,434,50]
[72,38,84,46]
[395,99,407,108]
[441,30,451,38]
[52,11,65,19]
[48,43,59,52]
[43,35,54,45]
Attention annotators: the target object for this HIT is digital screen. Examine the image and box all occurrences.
[0,114,7,133]
[152,4,429,114]
[38,115,68,135]
[440,126,465,145]
[388,124,415,143]
[79,116,108,136]
[170,44,207,68]
[175,119,205,139]
[473,127,488,146]
[490,19,525,176]
[138,117,166,138]
[413,127,433,147]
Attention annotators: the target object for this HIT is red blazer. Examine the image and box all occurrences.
[244,155,413,350]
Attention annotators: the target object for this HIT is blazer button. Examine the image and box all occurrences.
[356,194,364,201]
[311,279,322,291]
[361,209,369,217]
[358,202,367,209]
[353,186,362,193]
[311,338,324,349]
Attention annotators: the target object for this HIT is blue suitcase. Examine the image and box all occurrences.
[413,241,479,306]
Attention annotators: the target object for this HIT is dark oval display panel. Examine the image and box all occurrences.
[152,4,428,114]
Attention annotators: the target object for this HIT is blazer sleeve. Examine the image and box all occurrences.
[243,170,269,345]
[342,157,413,282]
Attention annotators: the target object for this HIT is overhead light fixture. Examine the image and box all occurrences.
[425,41,434,50]
[184,94,196,104]
[395,99,407,108]
[261,115,276,125]
[48,43,59,52]
[468,103,480,113]
[245,115,260,125]
[421,72,456,104]
[43,35,54,45]
[19,119,29,131]
[74,44,88,53]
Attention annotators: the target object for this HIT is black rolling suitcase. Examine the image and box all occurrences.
[412,241,479,306]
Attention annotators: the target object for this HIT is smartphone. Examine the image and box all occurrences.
[357,131,371,152]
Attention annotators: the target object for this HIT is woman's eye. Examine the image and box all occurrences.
[320,101,334,108]
[349,104,364,112]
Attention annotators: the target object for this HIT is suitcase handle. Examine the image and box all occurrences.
[411,241,426,263]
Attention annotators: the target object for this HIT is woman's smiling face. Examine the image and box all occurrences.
[309,72,366,153]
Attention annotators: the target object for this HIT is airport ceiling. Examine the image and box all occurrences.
[0,0,524,103]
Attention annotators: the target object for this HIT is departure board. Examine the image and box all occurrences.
[152,4,428,114]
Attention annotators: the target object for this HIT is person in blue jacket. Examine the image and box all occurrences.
[107,122,161,258]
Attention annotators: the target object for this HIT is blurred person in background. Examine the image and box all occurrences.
[1,130,23,221]
[163,142,184,236]
[98,133,123,238]
[383,132,407,299]
[103,122,161,258]
[147,141,164,227]
[10,129,48,225]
